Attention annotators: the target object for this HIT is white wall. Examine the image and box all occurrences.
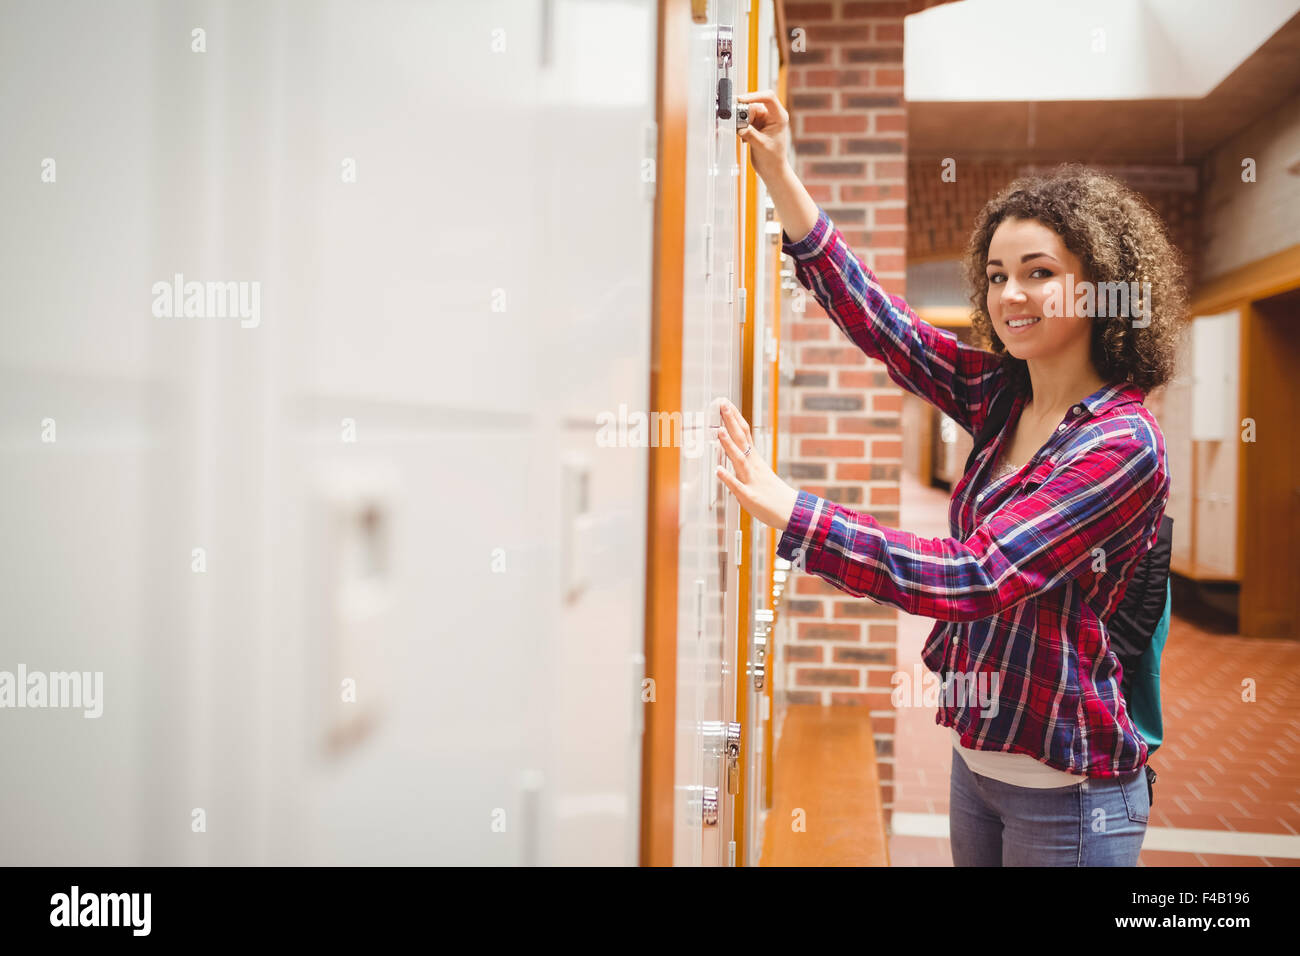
[904,0,1300,102]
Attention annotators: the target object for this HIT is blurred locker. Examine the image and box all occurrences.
[0,0,658,866]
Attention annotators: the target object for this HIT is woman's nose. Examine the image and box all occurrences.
[1000,281,1027,306]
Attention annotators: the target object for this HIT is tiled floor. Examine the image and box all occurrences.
[887,472,1300,867]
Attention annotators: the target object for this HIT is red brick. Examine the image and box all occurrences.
[801,438,866,457]
[875,68,904,88]
[795,667,861,688]
[868,253,906,272]
[871,624,898,643]
[835,463,875,480]
[806,25,875,43]
[867,668,900,689]
[785,2,835,18]
[804,114,869,133]
[829,692,875,705]
[845,1,907,15]
[796,621,861,641]
[835,417,900,435]
[874,113,907,133]
[837,370,883,388]
[805,69,871,87]
[841,183,905,201]
[874,206,906,226]
[872,392,903,413]
[834,599,896,619]
[863,228,907,247]
[870,485,901,506]
[806,182,835,202]
[785,414,830,433]
[790,322,831,340]
[800,345,866,365]
[873,159,907,179]
[871,439,904,457]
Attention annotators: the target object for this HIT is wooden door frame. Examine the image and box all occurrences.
[640,0,690,867]
[1187,243,1300,637]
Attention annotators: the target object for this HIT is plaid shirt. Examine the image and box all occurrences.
[776,207,1170,779]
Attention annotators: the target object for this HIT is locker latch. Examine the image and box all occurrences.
[752,608,773,690]
[716,26,733,121]
[703,786,719,827]
[726,721,741,794]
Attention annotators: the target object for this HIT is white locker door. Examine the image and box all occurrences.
[675,0,747,867]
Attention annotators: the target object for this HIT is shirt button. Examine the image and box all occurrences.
[976,492,985,501]
[1057,423,1067,432]
[1072,405,1082,414]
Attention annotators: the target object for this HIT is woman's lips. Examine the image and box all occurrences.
[1004,315,1041,334]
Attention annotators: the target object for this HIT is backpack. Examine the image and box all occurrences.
[963,387,1172,804]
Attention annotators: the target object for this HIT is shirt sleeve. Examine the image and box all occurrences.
[775,428,1169,622]
[782,207,1004,437]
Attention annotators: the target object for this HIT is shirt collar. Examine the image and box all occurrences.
[1080,381,1146,417]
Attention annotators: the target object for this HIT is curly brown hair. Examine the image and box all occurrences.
[962,164,1189,395]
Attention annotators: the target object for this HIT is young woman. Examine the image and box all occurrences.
[719,91,1187,866]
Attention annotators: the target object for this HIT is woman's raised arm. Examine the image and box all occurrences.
[738,90,1005,436]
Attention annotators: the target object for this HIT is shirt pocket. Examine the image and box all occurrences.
[1017,458,1057,495]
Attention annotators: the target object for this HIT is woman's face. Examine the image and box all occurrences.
[985,217,1090,363]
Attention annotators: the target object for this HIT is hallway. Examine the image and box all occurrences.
[889,472,1300,866]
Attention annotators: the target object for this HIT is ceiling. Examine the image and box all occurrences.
[907,10,1300,164]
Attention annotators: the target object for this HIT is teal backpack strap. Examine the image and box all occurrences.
[1127,580,1171,755]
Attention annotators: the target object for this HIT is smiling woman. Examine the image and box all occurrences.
[966,165,1188,399]
[731,115,1189,867]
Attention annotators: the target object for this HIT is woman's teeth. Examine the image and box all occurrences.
[1008,316,1040,329]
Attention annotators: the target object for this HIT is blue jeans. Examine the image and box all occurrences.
[948,748,1149,866]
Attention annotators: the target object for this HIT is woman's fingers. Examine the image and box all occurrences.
[719,402,748,453]
[717,419,748,479]
[722,401,754,448]
[742,101,768,128]
[736,89,787,123]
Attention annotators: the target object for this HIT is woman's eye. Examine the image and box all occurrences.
[987,268,1053,284]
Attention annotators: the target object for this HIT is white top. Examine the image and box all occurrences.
[950,729,1084,788]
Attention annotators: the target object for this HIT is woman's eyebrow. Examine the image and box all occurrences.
[986,252,1059,267]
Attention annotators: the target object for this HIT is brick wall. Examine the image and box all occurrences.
[780,0,955,815]
[907,159,1203,286]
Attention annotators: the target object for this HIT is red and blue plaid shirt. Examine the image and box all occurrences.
[776,207,1170,779]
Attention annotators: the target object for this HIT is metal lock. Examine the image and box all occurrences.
[716,26,733,121]
[753,609,772,690]
[726,721,741,794]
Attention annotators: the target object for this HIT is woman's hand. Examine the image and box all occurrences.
[736,90,791,186]
[714,398,800,534]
